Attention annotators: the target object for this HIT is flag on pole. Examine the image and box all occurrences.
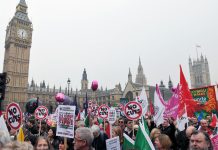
[123,133,135,150]
[177,105,189,131]
[135,122,155,150]
[84,114,90,127]
[17,126,25,142]
[154,84,165,126]
[210,114,217,128]
[178,65,200,118]
[137,87,149,116]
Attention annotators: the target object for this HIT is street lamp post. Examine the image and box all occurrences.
[67,78,71,96]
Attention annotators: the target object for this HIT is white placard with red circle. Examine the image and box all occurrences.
[124,101,142,120]
[34,106,48,120]
[6,102,23,130]
[98,104,110,119]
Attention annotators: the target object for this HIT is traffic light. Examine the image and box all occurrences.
[0,72,7,100]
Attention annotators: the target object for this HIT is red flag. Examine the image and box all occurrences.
[149,100,155,115]
[210,114,217,128]
[76,112,81,121]
[178,65,200,118]
[105,123,111,138]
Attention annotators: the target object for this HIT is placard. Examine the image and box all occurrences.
[124,101,142,120]
[108,107,117,124]
[6,102,22,130]
[56,105,75,138]
[98,104,110,119]
[34,106,48,120]
[106,136,120,150]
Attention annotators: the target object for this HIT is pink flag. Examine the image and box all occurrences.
[163,84,179,120]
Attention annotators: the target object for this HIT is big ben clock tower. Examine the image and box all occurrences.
[3,0,33,107]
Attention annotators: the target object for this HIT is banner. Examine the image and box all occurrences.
[163,84,179,119]
[56,105,76,138]
[190,86,217,114]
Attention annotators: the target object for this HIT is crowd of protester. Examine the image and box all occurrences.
[0,111,216,150]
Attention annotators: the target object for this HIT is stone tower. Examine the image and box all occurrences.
[189,54,211,88]
[3,0,33,105]
[135,57,147,86]
[128,68,132,83]
[81,68,88,91]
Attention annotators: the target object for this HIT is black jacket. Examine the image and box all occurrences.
[92,131,108,150]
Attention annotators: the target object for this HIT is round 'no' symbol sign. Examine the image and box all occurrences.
[6,103,22,130]
[124,101,142,120]
[98,104,110,119]
[34,106,48,120]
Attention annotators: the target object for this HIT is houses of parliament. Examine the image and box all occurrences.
[1,0,211,112]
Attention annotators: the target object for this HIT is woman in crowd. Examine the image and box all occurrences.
[47,127,60,150]
[34,136,51,150]
[150,128,161,144]
[112,126,124,148]
[154,134,172,150]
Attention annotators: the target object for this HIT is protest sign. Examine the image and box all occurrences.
[56,105,76,138]
[106,136,120,150]
[108,107,117,124]
[98,104,110,119]
[124,101,142,120]
[6,102,22,130]
[35,106,48,120]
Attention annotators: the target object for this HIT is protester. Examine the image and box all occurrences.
[189,130,213,150]
[47,127,60,150]
[199,119,213,137]
[176,125,195,150]
[74,127,94,150]
[190,117,200,130]
[118,118,125,131]
[154,134,172,150]
[91,125,108,150]
[150,128,161,144]
[159,118,177,149]
[34,136,51,150]
[124,119,134,139]
[112,126,123,148]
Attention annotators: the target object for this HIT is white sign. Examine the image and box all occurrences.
[6,103,22,130]
[34,106,48,120]
[108,107,117,124]
[106,136,120,150]
[98,104,110,119]
[124,101,142,120]
[56,105,76,138]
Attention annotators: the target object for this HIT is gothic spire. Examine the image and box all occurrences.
[128,68,132,83]
[168,76,173,89]
[19,0,27,7]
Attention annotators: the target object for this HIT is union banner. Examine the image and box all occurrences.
[190,86,218,117]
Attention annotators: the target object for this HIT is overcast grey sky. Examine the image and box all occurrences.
[0,0,218,90]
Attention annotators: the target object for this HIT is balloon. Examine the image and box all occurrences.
[91,80,98,91]
[63,96,71,105]
[55,93,65,102]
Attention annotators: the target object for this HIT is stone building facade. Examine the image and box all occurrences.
[189,54,211,88]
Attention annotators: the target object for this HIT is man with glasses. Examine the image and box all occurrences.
[118,118,125,131]
[74,127,94,150]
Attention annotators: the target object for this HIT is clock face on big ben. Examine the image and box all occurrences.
[17,28,28,39]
